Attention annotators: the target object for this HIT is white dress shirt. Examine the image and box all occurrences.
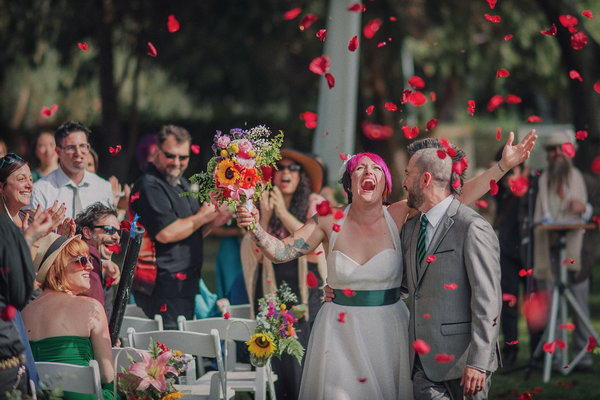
[422,194,454,249]
[30,166,114,218]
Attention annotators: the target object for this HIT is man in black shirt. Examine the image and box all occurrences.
[131,125,226,328]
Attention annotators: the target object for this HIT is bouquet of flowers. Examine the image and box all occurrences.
[245,282,305,367]
[116,340,191,400]
[188,126,283,228]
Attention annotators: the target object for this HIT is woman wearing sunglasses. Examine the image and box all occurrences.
[241,148,327,399]
[22,233,115,400]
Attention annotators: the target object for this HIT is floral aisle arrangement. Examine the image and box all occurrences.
[117,340,190,400]
[246,282,305,367]
[188,126,283,228]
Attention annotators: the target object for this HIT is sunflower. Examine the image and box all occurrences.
[246,333,276,358]
[239,168,261,189]
[215,159,240,186]
[161,392,184,400]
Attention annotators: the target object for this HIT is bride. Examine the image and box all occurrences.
[237,132,536,399]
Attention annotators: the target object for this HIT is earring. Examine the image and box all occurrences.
[57,282,66,292]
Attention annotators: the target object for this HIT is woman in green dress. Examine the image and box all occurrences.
[22,233,115,399]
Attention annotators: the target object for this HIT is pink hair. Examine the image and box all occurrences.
[345,152,392,194]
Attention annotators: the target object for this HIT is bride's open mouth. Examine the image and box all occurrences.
[361,178,376,191]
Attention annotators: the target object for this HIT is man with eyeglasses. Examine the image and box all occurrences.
[30,120,113,219]
[131,124,228,329]
[75,202,122,319]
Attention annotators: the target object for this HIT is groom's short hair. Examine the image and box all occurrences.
[407,139,466,195]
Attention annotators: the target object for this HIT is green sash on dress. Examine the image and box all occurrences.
[332,287,402,306]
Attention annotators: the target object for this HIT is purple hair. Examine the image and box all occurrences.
[342,152,392,202]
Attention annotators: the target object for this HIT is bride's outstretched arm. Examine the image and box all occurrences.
[459,130,537,205]
[237,204,326,263]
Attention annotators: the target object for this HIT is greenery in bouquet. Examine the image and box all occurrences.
[188,125,283,212]
[117,339,190,400]
[246,282,305,366]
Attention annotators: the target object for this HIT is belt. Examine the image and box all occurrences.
[332,287,402,306]
[0,354,25,370]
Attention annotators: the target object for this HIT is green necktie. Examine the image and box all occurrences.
[416,214,428,266]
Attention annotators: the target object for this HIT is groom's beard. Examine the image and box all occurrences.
[406,185,425,210]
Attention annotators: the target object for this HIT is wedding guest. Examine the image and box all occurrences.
[22,233,115,400]
[84,147,99,174]
[0,139,7,158]
[30,132,59,182]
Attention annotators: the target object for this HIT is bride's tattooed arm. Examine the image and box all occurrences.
[252,224,311,263]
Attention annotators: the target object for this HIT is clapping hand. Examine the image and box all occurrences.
[501,130,537,170]
[22,207,55,245]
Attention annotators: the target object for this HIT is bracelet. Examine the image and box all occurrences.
[497,162,506,173]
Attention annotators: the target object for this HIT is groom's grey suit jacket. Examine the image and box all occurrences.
[401,198,501,382]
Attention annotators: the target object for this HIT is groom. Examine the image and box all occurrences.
[402,139,501,399]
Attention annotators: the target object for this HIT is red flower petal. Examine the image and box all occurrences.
[426,119,439,132]
[283,8,302,20]
[306,271,318,288]
[224,312,231,319]
[426,255,436,263]
[160,304,167,312]
[451,179,461,189]
[504,34,513,41]
[363,18,382,39]
[384,102,397,112]
[490,179,499,196]
[408,76,425,89]
[587,336,597,352]
[430,91,437,102]
[561,143,576,158]
[325,73,335,89]
[309,55,330,75]
[571,31,588,50]
[518,393,533,400]
[540,24,557,36]
[575,130,588,140]
[339,153,348,161]
[315,250,323,255]
[316,29,328,42]
[348,35,359,51]
[555,339,566,349]
[506,340,519,345]
[437,150,447,159]
[413,339,431,355]
[334,210,345,220]
[475,200,488,209]
[505,94,522,104]
[0,305,17,321]
[357,377,367,383]
[502,293,517,307]
[408,91,427,106]
[569,70,583,82]
[487,95,504,112]
[363,121,393,140]
[342,288,356,297]
[299,14,317,31]
[435,353,455,363]
[175,272,187,280]
[333,223,341,232]
[509,176,529,197]
[300,111,318,129]
[147,42,157,57]
[130,192,140,202]
[365,105,374,115]
[486,0,497,9]
[527,115,542,123]
[582,10,593,19]
[559,14,579,28]
[105,277,115,287]
[78,42,88,51]
[523,291,550,332]
[120,220,131,231]
[542,342,556,354]
[109,145,122,156]
[423,313,431,319]
[484,14,501,23]
[348,3,363,12]
[191,144,200,154]
[444,283,458,290]
[167,14,180,33]
[591,156,600,174]
[41,104,58,118]
[316,200,333,216]
[594,81,600,94]
[519,268,533,277]
[559,323,576,331]
[496,68,510,78]
[337,312,346,323]
[106,244,122,254]
[402,125,419,140]
[468,100,476,116]
[496,128,502,141]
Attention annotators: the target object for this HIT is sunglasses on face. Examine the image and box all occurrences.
[58,143,91,154]
[93,225,120,235]
[160,149,190,161]
[74,256,92,267]
[276,163,301,172]
[0,153,24,169]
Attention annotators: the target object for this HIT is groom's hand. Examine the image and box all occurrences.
[323,285,335,302]
[460,366,486,397]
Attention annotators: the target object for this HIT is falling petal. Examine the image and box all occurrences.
[575,130,588,140]
[334,210,344,220]
[365,105,374,115]
[348,3,363,12]
[306,272,318,288]
[147,42,157,57]
[542,342,556,354]
[109,145,122,156]
[175,273,187,280]
[167,14,180,33]
[384,102,397,111]
[506,340,519,345]
[363,121,393,140]
[569,70,583,82]
[486,0,497,9]
[316,29,328,42]
[484,14,501,23]
[315,250,323,255]
[571,31,588,50]
[582,10,593,19]
[591,156,600,173]
[357,377,367,383]
[475,199,488,209]
[561,143,575,157]
[224,312,230,319]
[527,115,541,123]
[408,76,425,89]
[496,69,510,78]
[160,304,167,312]
[283,8,302,20]
[299,14,317,31]
[339,153,348,161]
[505,94,522,104]
[363,18,382,39]
[333,223,341,232]
[496,128,502,140]
[342,288,356,297]
[587,337,597,352]
[78,42,88,51]
[130,192,140,202]
[518,268,533,277]
[426,255,436,263]
[348,35,359,51]
[389,16,397,21]
[377,41,387,47]
[413,339,431,355]
[430,91,437,102]
[337,312,346,323]
[559,323,576,331]
[423,313,431,319]
[300,111,318,129]
[509,176,529,197]
[594,81,600,94]
[444,283,458,290]
[325,73,335,89]
[559,14,578,28]
[402,125,419,139]
[502,293,517,307]
[316,200,333,216]
[540,24,557,36]
[0,305,17,321]
[435,353,455,363]
[490,180,499,196]
[191,144,200,154]
[467,100,476,116]
[309,55,330,75]
[408,91,427,106]
[523,291,550,332]
[504,34,513,41]
[487,95,504,112]
[426,119,439,132]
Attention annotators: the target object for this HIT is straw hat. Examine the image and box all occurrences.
[544,130,576,150]
[33,233,81,283]
[279,149,323,193]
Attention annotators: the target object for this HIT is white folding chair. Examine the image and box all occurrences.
[112,346,144,374]
[125,303,150,318]
[128,328,234,400]
[118,315,163,346]
[178,316,277,400]
[228,304,252,319]
[36,359,103,398]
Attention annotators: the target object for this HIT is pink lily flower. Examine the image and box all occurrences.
[129,350,177,392]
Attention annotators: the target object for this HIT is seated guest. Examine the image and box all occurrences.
[22,233,115,400]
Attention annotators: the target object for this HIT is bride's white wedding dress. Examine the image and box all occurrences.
[299,206,413,399]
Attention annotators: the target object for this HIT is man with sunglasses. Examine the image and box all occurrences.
[31,121,113,219]
[131,125,228,329]
[75,202,122,319]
